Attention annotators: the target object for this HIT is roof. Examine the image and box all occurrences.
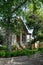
[18,16,33,35]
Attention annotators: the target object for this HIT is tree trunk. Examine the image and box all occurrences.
[6,17,12,51]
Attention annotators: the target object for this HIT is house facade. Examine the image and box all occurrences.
[0,17,33,49]
[11,17,32,48]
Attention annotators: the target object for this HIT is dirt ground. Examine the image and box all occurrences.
[0,53,43,65]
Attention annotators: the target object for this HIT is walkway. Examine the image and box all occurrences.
[0,53,43,65]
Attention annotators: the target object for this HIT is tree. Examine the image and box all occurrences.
[25,1,43,43]
[0,0,27,51]
[0,0,43,51]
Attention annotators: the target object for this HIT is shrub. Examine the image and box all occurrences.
[38,47,43,53]
[11,50,22,57]
[0,51,11,57]
[5,51,11,57]
[0,48,38,57]
[11,51,18,57]
[0,51,5,57]
[11,49,37,57]
[22,49,37,56]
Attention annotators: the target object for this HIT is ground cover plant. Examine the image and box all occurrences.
[0,48,39,57]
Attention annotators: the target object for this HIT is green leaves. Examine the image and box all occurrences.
[0,0,43,45]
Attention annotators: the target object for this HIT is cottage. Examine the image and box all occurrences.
[11,17,32,48]
[0,17,33,49]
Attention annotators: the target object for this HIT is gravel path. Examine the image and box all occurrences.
[0,53,43,65]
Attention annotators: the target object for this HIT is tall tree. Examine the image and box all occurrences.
[25,0,43,43]
[0,0,43,50]
[0,0,27,51]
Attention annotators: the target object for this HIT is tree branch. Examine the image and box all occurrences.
[12,0,27,13]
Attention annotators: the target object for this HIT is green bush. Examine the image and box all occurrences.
[11,49,37,57]
[5,51,11,57]
[11,51,18,57]
[22,49,38,56]
[0,49,38,57]
[0,51,5,57]
[19,50,26,56]
[38,47,43,53]
[11,50,22,57]
[0,51,11,57]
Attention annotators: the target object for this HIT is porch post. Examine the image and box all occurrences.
[29,34,31,42]
[29,34,32,49]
